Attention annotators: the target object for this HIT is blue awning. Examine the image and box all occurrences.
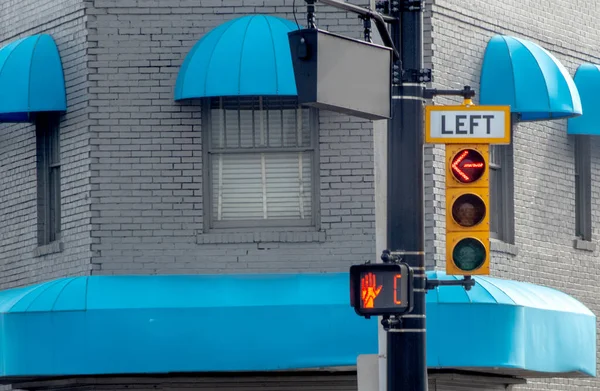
[174,15,299,100]
[479,35,582,122]
[0,34,67,122]
[426,271,595,377]
[0,272,595,381]
[567,64,600,135]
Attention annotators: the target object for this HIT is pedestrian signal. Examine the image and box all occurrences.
[349,263,413,318]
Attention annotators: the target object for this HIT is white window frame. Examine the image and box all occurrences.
[202,97,320,231]
[575,135,592,241]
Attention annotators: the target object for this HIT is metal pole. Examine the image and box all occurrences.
[387,0,427,390]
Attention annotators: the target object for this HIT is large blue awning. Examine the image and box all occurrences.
[0,272,595,382]
[567,64,600,135]
[480,35,582,122]
[0,34,67,122]
[174,15,299,100]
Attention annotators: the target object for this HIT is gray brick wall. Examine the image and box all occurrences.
[0,0,598,389]
[0,0,93,289]
[430,0,600,389]
[85,0,377,275]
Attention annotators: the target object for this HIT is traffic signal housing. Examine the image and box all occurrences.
[445,144,490,275]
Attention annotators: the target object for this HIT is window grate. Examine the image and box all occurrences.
[488,140,514,244]
[574,136,592,241]
[205,97,317,228]
[36,114,61,246]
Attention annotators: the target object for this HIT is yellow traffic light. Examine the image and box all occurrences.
[445,144,490,275]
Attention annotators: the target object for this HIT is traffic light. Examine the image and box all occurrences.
[445,144,490,275]
[349,263,413,318]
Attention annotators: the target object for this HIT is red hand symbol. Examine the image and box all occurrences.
[361,272,383,309]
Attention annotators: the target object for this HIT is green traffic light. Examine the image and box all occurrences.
[452,237,486,271]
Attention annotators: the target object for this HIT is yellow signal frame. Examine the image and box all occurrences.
[445,188,490,232]
[445,143,491,276]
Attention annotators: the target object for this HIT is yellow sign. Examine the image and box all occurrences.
[425,105,511,144]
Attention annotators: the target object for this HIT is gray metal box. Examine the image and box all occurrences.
[288,28,392,120]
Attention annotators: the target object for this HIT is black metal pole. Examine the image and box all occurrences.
[387,0,427,390]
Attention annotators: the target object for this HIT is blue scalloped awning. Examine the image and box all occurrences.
[480,35,582,122]
[174,15,299,100]
[567,64,600,135]
[0,34,67,122]
[0,272,595,381]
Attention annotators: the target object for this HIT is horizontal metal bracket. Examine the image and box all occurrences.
[426,276,476,291]
[423,85,476,100]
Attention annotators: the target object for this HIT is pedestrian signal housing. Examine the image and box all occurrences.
[349,263,413,318]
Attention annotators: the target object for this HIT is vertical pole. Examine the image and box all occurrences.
[387,0,427,390]
[370,0,389,390]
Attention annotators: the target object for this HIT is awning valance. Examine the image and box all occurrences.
[0,272,595,381]
[479,35,582,122]
[174,15,299,100]
[0,34,67,122]
[567,64,600,135]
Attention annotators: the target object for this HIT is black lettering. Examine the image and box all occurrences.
[482,115,494,134]
[455,115,468,134]
[441,115,453,134]
[469,115,481,134]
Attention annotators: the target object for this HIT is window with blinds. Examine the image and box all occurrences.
[205,97,316,228]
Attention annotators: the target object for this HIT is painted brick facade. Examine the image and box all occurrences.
[0,0,93,289]
[0,0,598,390]
[430,1,600,389]
[85,0,377,275]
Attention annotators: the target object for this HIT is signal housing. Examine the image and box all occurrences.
[445,144,490,275]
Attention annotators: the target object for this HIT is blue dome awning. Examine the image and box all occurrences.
[174,15,299,100]
[479,35,582,122]
[0,272,595,381]
[567,64,600,135]
[0,34,67,122]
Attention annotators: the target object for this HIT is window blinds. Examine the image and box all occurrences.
[209,97,313,223]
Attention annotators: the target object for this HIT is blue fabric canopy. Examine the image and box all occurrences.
[567,63,600,135]
[479,35,582,122]
[174,15,300,100]
[0,34,67,122]
[0,272,595,381]
[426,271,595,377]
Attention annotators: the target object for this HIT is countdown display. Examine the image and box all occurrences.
[349,263,413,317]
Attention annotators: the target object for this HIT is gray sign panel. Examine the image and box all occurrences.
[288,29,391,120]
